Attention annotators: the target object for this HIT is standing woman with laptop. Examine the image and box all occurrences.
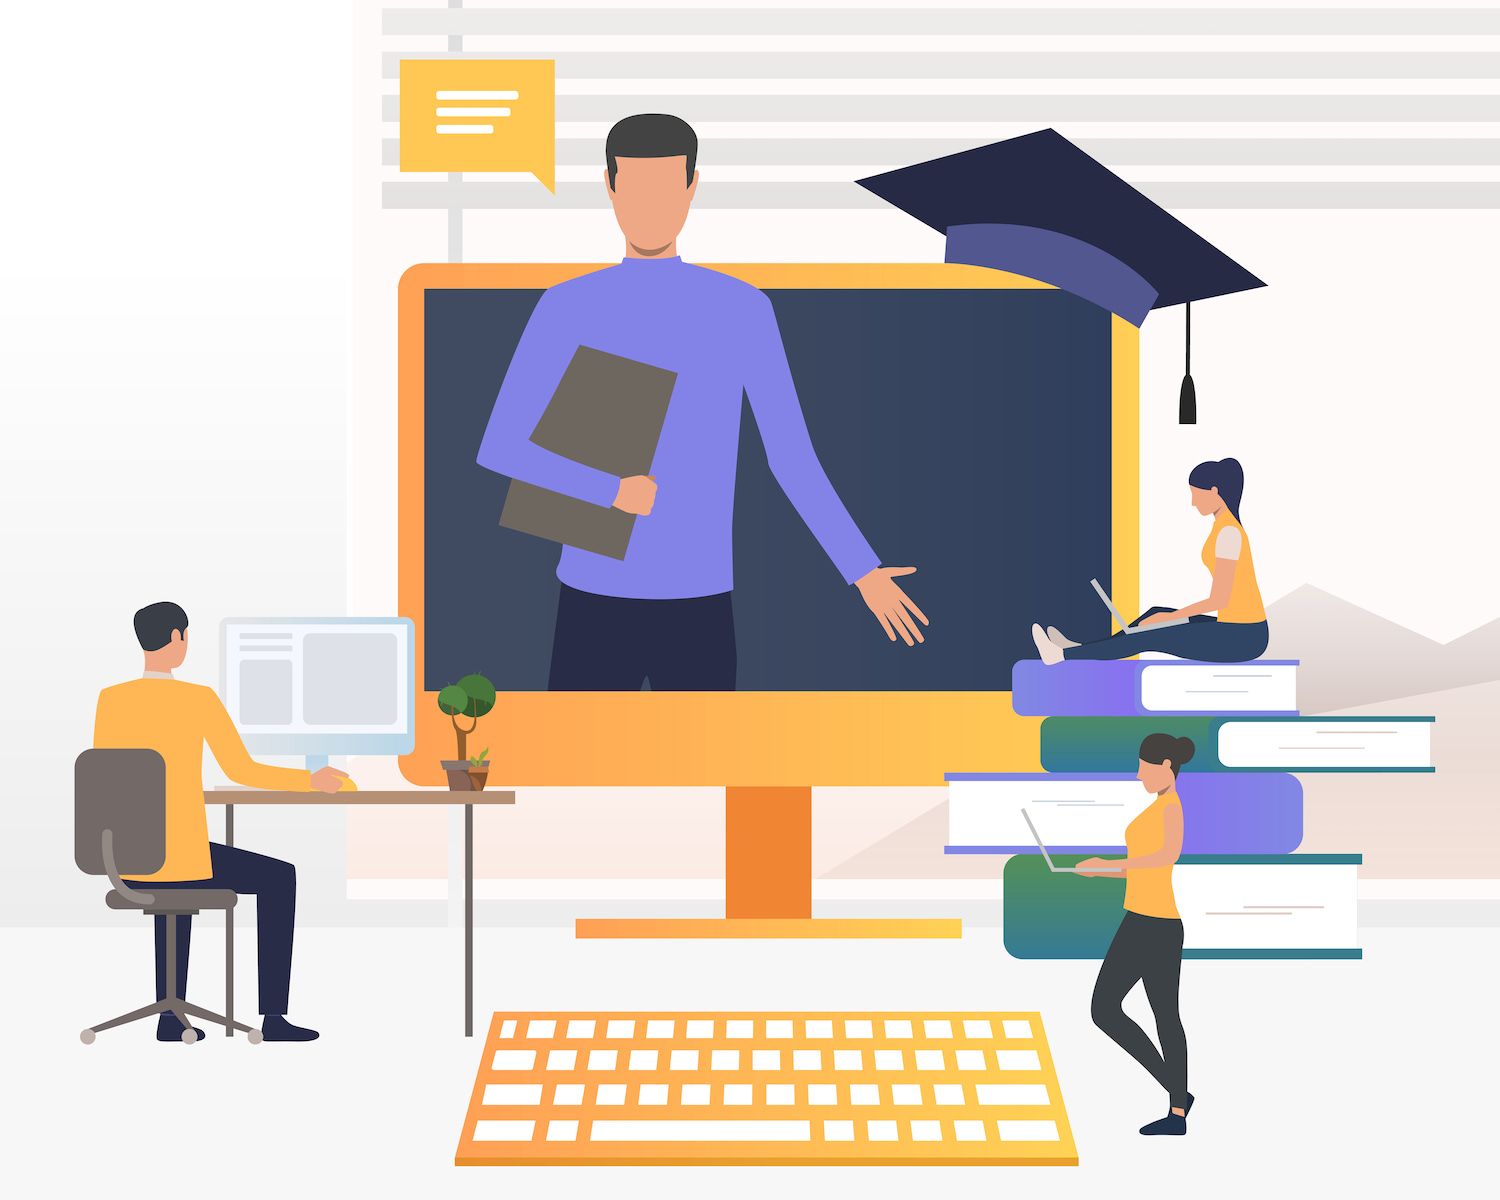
[1029,457,1269,664]
[1076,733,1195,1136]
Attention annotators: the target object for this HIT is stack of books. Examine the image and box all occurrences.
[946,659,1436,960]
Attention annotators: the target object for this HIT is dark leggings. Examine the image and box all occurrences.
[1092,911,1189,1109]
[1065,606,1269,662]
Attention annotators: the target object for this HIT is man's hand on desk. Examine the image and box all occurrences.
[612,475,658,516]
[855,566,929,647]
[310,766,351,794]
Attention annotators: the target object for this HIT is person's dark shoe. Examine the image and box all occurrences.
[1140,1112,1187,1136]
[1183,1092,1195,1116]
[260,1014,319,1042]
[157,1013,204,1042]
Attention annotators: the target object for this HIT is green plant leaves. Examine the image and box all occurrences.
[456,673,497,718]
[437,684,469,716]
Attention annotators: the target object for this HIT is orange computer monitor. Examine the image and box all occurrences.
[397,262,1138,790]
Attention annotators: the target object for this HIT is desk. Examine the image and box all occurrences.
[206,789,516,1037]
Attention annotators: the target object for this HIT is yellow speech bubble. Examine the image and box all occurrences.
[399,58,555,192]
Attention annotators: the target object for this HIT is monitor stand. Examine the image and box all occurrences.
[575,787,962,939]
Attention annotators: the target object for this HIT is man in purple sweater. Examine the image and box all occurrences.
[477,114,927,690]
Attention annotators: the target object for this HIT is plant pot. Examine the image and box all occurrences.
[467,763,490,791]
[441,760,475,791]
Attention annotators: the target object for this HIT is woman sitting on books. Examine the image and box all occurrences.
[1029,457,1269,664]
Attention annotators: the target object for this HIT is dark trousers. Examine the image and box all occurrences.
[548,583,737,690]
[1092,911,1189,1109]
[128,842,297,1016]
[1066,606,1269,663]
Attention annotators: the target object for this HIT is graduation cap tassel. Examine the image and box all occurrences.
[1178,301,1197,424]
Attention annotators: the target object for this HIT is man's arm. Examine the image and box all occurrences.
[202,690,354,794]
[476,287,623,508]
[741,292,929,645]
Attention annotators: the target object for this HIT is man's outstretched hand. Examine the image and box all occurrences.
[856,566,929,646]
[613,475,658,515]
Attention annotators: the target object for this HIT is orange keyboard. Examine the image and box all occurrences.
[456,1011,1077,1165]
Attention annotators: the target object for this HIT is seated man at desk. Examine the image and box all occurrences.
[93,601,354,1042]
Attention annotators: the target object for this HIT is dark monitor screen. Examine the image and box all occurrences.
[423,286,1115,691]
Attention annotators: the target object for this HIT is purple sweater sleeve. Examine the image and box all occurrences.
[475,288,621,508]
[742,291,880,586]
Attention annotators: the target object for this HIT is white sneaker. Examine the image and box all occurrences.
[1031,623,1064,665]
[1046,626,1080,649]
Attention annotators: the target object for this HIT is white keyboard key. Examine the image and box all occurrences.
[685,1019,715,1039]
[884,1019,913,1038]
[891,1084,922,1105]
[723,1084,753,1105]
[824,1120,854,1142]
[765,1020,794,1039]
[606,1020,635,1039]
[963,1020,993,1039]
[545,1049,577,1071]
[793,1049,822,1071]
[955,1049,986,1071]
[681,1084,711,1106]
[833,1049,863,1071]
[546,1120,578,1142]
[670,1050,699,1071]
[977,1084,1051,1106]
[807,1083,838,1106]
[923,1019,954,1039]
[726,1020,754,1039]
[629,1049,659,1071]
[805,1020,834,1038]
[498,1019,517,1038]
[491,1049,536,1071]
[483,1084,542,1106]
[997,1050,1042,1071]
[752,1049,781,1071]
[646,1020,675,1039]
[934,1084,966,1106]
[998,1120,1060,1142]
[552,1084,584,1106]
[954,1120,987,1142]
[868,1120,898,1142]
[591,1120,811,1143]
[587,1049,617,1071]
[845,1019,873,1039]
[639,1084,669,1106]
[1002,1020,1033,1040]
[474,1120,535,1142]
[711,1050,740,1071]
[526,1019,555,1039]
[566,1020,596,1039]
[596,1084,626,1105]
[766,1084,796,1106]
[911,1120,943,1142]
[874,1049,904,1071]
[915,1050,945,1071]
[850,1084,880,1106]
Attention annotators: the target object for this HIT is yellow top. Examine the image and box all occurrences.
[1123,790,1181,919]
[92,677,354,881]
[1201,509,1266,624]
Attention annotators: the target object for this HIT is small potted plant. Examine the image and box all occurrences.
[437,673,496,791]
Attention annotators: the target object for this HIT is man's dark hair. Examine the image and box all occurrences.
[134,601,189,652]
[605,113,698,190]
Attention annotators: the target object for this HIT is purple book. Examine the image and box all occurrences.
[1011,659,1299,717]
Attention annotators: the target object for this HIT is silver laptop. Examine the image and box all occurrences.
[1022,810,1123,873]
[1090,578,1191,634]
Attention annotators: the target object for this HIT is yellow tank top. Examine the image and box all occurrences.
[1123,790,1181,919]
[1201,510,1266,624]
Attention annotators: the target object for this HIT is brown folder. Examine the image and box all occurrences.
[499,345,677,559]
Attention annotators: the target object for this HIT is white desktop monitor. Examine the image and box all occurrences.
[221,617,415,769]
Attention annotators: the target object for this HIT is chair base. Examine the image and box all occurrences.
[81,996,262,1044]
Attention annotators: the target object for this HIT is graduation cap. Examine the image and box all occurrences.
[856,129,1265,424]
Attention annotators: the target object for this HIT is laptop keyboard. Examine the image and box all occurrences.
[457,1011,1076,1165]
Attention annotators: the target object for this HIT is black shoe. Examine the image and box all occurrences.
[157,1013,204,1042]
[260,1014,319,1042]
[1140,1112,1187,1136]
[1183,1092,1195,1116]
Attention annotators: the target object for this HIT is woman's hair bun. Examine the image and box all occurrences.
[1139,732,1197,776]
[1171,735,1196,768]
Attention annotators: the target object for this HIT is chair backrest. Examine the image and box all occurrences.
[74,749,167,877]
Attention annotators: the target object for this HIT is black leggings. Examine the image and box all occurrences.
[1065,606,1269,662]
[1091,911,1188,1109]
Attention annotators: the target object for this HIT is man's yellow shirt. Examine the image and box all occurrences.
[92,677,355,882]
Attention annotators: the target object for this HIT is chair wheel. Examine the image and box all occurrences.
[80,1028,96,1045]
[181,1027,198,1045]
[247,1028,264,1045]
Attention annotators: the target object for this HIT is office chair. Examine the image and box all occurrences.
[75,748,262,1044]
